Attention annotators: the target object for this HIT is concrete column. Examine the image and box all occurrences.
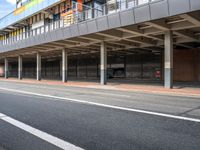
[4,58,8,79]
[60,59,62,78]
[62,49,68,82]
[18,55,23,80]
[100,41,107,85]
[36,52,41,81]
[164,31,173,89]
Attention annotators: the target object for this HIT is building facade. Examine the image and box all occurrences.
[0,0,200,88]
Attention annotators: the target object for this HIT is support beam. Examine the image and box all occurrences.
[62,49,68,82]
[18,55,22,80]
[145,21,170,31]
[174,30,199,42]
[117,27,163,41]
[146,21,199,41]
[164,31,173,89]
[180,14,200,27]
[36,52,41,81]
[4,58,8,79]
[100,41,107,85]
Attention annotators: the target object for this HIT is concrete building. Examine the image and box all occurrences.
[0,0,200,88]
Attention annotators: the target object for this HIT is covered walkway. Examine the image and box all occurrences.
[0,46,199,89]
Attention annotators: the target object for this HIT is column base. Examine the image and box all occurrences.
[18,71,22,80]
[37,71,41,81]
[100,69,107,85]
[62,70,68,83]
[164,68,173,89]
[4,71,8,79]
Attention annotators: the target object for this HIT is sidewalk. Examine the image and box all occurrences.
[0,78,200,98]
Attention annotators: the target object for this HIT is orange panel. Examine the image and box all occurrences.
[77,0,83,11]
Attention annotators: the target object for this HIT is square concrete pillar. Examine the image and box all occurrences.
[36,52,41,81]
[18,55,23,80]
[164,31,173,89]
[4,58,8,79]
[100,41,107,85]
[62,49,68,82]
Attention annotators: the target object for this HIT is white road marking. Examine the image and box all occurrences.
[0,113,6,118]
[0,87,200,123]
[0,113,84,150]
[4,83,131,98]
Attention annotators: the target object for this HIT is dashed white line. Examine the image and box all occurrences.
[0,87,200,123]
[0,113,84,150]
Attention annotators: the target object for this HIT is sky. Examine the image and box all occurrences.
[0,0,16,18]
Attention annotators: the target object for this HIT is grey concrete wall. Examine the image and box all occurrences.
[23,61,36,78]
[67,53,161,80]
[8,62,18,77]
[126,54,161,79]
[69,55,99,78]
[41,59,61,80]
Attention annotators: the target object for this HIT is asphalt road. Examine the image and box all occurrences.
[0,81,200,150]
[0,80,200,119]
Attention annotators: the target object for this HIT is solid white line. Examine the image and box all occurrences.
[0,113,84,150]
[0,113,6,118]
[2,83,131,98]
[0,87,200,123]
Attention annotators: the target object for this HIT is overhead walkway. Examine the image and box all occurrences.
[0,0,200,89]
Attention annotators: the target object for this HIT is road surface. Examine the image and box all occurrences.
[0,80,200,150]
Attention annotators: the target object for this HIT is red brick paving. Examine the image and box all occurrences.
[0,78,200,98]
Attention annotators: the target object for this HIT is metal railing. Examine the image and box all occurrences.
[0,0,157,46]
